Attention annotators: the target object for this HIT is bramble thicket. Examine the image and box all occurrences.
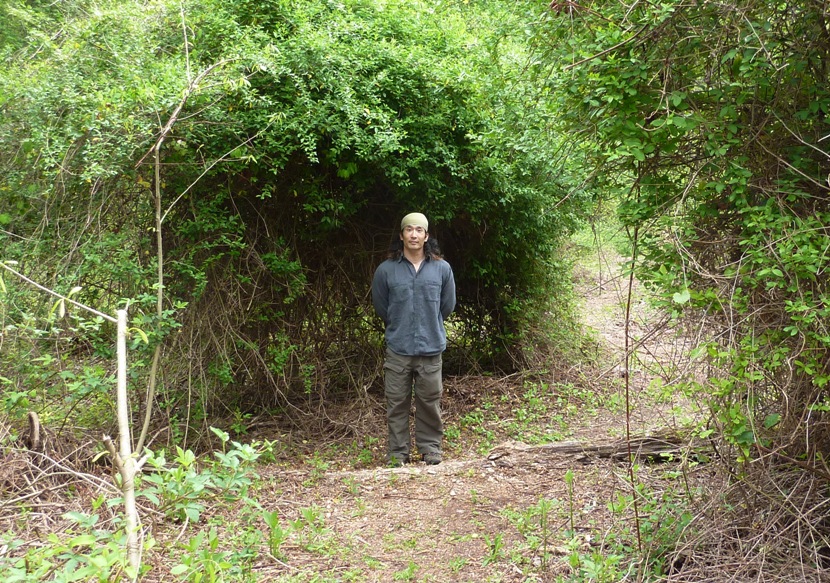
[1,0,829,580]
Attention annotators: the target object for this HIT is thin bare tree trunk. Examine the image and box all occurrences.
[1,263,145,573]
[104,309,142,573]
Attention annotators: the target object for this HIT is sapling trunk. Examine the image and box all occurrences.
[0,263,144,574]
[104,309,142,574]
[117,310,140,569]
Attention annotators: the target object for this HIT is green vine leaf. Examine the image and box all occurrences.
[128,327,149,344]
[672,289,690,304]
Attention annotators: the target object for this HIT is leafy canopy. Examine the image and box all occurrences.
[0,0,587,413]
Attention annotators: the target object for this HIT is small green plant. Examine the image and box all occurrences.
[292,505,333,554]
[229,410,252,435]
[571,548,624,582]
[448,556,468,572]
[303,451,330,486]
[444,424,461,447]
[503,496,560,572]
[603,481,697,579]
[356,449,373,465]
[564,469,575,534]
[171,528,232,582]
[341,568,365,581]
[300,506,325,530]
[0,510,140,582]
[342,476,360,496]
[392,560,419,581]
[262,510,291,558]
[356,437,378,466]
[482,532,506,566]
[364,556,383,569]
[140,447,212,522]
[222,513,263,578]
[139,428,271,522]
[210,428,271,495]
[475,429,497,455]
[461,410,485,427]
[350,498,367,517]
[536,497,554,569]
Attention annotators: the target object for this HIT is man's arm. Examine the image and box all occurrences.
[440,263,456,319]
[371,263,389,324]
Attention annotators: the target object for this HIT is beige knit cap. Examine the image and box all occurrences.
[400,212,429,231]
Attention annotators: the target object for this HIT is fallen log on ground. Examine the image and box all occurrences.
[487,432,707,466]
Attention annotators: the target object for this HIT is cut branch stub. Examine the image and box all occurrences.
[26,411,41,452]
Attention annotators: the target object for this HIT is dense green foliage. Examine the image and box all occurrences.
[535,0,830,459]
[3,0,830,578]
[527,2,830,576]
[0,0,587,426]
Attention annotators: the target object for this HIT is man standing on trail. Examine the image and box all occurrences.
[372,212,456,466]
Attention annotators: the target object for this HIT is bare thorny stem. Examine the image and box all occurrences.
[0,262,116,324]
[625,224,643,554]
[134,140,164,456]
[134,57,239,454]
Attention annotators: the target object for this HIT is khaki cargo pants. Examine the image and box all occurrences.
[383,348,443,461]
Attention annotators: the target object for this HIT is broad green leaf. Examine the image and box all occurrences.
[140,490,161,505]
[672,289,690,304]
[129,327,149,344]
[210,426,230,443]
[69,534,97,547]
[185,506,202,522]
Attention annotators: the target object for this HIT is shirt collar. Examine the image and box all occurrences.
[397,254,430,263]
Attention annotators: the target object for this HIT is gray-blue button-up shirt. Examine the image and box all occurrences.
[372,255,456,356]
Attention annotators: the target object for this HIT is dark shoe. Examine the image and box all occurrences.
[387,455,409,467]
[423,452,442,465]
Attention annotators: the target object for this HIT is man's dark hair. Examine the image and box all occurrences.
[387,236,443,261]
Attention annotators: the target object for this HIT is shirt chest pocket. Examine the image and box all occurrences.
[422,281,441,303]
[390,282,412,304]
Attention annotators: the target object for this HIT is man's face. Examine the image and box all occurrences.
[400,225,429,252]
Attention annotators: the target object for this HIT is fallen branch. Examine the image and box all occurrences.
[487,433,703,465]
